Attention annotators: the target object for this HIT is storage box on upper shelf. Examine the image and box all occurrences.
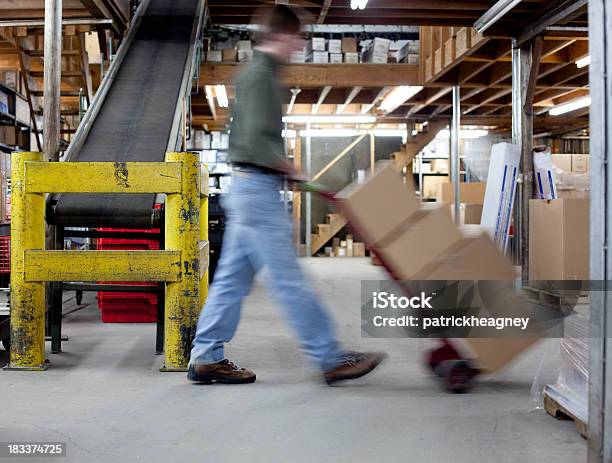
[311,51,329,64]
[363,37,390,63]
[0,71,18,90]
[15,95,29,124]
[329,53,343,64]
[236,40,252,50]
[311,37,326,51]
[0,90,8,114]
[552,153,572,172]
[423,175,448,200]
[290,50,308,63]
[342,37,358,53]
[206,50,222,63]
[343,52,358,63]
[0,126,17,146]
[222,48,237,62]
[328,39,342,54]
[238,50,253,62]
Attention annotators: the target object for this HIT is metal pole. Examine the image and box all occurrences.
[511,38,534,281]
[588,0,611,460]
[8,152,47,370]
[162,152,200,371]
[305,123,312,256]
[451,85,461,223]
[43,0,62,162]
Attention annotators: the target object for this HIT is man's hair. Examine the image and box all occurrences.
[265,4,301,35]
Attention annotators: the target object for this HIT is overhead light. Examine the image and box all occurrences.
[474,0,522,34]
[379,86,423,113]
[282,115,376,124]
[549,96,591,116]
[437,129,489,139]
[350,0,368,10]
[575,55,591,68]
[215,85,228,108]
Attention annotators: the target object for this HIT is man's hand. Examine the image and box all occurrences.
[275,159,309,183]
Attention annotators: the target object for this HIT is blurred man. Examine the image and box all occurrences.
[188,5,385,385]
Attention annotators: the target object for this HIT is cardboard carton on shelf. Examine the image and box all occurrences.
[423,175,449,200]
[572,154,589,173]
[328,39,342,54]
[342,37,358,53]
[238,50,253,62]
[222,48,237,62]
[311,51,329,64]
[552,153,572,172]
[236,40,252,50]
[436,182,486,204]
[0,126,17,146]
[311,37,326,51]
[353,242,366,257]
[450,203,483,225]
[206,50,222,63]
[336,162,420,246]
[529,198,589,280]
[344,52,359,64]
[329,53,343,64]
[430,159,449,173]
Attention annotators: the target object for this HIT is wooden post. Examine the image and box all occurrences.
[43,0,62,162]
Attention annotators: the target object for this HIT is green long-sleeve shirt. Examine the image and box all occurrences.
[227,50,285,169]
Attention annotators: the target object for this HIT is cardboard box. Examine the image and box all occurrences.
[342,37,358,53]
[311,37,326,51]
[329,53,343,64]
[222,49,237,62]
[236,40,252,50]
[378,206,461,279]
[290,51,308,63]
[458,337,539,373]
[436,182,486,204]
[422,234,516,281]
[529,199,589,280]
[311,51,329,63]
[572,154,589,173]
[238,50,253,62]
[206,51,222,63]
[1,70,18,90]
[344,52,359,64]
[451,203,483,225]
[15,95,29,124]
[353,242,366,257]
[430,159,449,173]
[337,162,420,246]
[552,154,572,172]
[0,91,8,114]
[423,175,449,200]
[328,39,342,54]
[0,126,17,146]
[406,54,419,65]
[558,189,589,199]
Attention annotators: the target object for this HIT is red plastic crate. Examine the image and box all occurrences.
[0,235,9,274]
[96,225,162,323]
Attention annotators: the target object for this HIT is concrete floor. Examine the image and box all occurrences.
[0,259,586,463]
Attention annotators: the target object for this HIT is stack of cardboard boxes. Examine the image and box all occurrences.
[290,37,360,64]
[436,181,486,226]
[208,40,253,63]
[551,153,590,198]
[338,163,515,280]
[324,235,366,257]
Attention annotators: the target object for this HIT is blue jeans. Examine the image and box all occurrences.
[190,170,344,372]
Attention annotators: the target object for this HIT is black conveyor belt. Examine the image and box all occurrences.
[51,0,199,228]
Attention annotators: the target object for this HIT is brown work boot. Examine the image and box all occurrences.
[324,351,387,385]
[188,359,256,384]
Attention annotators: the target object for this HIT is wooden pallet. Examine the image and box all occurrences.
[544,394,587,439]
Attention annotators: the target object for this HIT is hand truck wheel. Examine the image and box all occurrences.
[434,359,480,394]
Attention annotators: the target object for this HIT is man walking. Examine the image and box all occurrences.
[188,5,385,385]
